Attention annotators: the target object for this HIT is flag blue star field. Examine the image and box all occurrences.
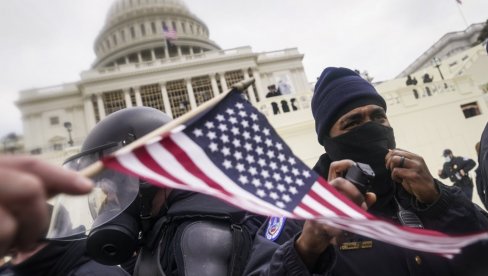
[103,90,488,257]
[163,25,177,40]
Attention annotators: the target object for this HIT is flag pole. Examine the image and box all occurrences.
[455,1,469,28]
[80,78,256,178]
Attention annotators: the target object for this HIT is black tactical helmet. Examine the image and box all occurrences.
[52,107,173,265]
[82,106,172,152]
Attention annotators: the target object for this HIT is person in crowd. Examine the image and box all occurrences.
[0,155,93,258]
[262,67,488,275]
[58,106,342,276]
[406,75,415,86]
[438,149,476,200]
[277,79,292,95]
[265,84,282,98]
[422,73,433,83]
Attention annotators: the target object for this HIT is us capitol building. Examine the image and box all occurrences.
[14,0,488,203]
[16,0,315,163]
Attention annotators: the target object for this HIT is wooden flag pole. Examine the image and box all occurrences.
[80,78,256,178]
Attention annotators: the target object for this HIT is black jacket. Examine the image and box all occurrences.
[131,191,331,276]
[439,156,476,185]
[11,240,129,276]
[478,122,488,209]
[262,153,488,276]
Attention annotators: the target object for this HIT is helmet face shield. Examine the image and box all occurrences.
[46,143,140,240]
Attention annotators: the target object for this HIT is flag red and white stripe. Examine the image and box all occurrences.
[103,90,488,257]
[163,26,177,40]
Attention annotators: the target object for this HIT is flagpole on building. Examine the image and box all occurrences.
[81,78,256,178]
[455,0,469,28]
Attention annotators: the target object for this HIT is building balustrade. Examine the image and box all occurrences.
[258,93,312,117]
[88,46,255,76]
[381,78,463,107]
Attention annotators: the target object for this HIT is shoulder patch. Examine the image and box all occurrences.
[265,216,286,241]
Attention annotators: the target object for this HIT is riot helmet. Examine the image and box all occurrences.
[47,107,172,265]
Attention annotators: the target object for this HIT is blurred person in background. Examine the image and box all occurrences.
[438,149,476,200]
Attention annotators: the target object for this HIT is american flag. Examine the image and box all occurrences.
[163,26,177,41]
[102,90,488,257]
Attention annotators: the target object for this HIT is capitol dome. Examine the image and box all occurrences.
[92,0,221,68]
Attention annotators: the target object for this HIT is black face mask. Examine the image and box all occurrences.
[323,122,396,198]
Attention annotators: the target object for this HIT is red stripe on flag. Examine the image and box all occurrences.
[307,185,349,217]
[134,145,187,187]
[317,178,375,219]
[295,201,323,217]
[103,155,146,180]
[162,136,234,197]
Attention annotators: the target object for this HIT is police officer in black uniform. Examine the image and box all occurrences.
[55,106,335,276]
[262,67,488,276]
[438,149,476,200]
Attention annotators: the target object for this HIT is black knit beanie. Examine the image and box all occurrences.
[311,67,387,145]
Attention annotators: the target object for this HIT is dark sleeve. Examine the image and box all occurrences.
[438,163,448,179]
[258,217,304,245]
[71,260,130,276]
[244,235,335,276]
[475,167,488,210]
[480,123,488,209]
[413,180,488,234]
[459,157,476,173]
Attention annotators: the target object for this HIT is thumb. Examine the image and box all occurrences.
[363,192,376,210]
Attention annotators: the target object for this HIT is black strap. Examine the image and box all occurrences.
[228,223,252,276]
[133,216,169,276]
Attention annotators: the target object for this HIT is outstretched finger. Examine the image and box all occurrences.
[0,167,48,252]
[0,155,93,197]
[0,206,16,257]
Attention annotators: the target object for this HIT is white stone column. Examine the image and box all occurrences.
[137,52,142,63]
[124,89,132,108]
[243,69,257,104]
[125,57,130,64]
[174,20,182,33]
[264,73,273,88]
[210,73,220,96]
[160,83,173,118]
[96,93,106,119]
[83,96,97,130]
[177,46,182,57]
[151,49,156,61]
[219,73,229,92]
[251,68,266,102]
[134,87,143,106]
[189,47,194,55]
[164,45,170,59]
[186,79,197,109]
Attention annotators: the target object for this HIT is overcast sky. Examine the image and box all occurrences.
[0,0,487,138]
